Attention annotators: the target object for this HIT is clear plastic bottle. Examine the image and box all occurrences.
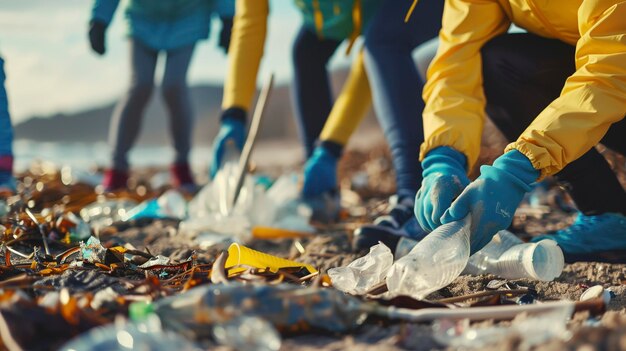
[386,217,470,300]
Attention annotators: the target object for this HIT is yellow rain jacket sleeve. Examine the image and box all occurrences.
[222,0,269,111]
[420,0,511,171]
[506,0,626,178]
[422,0,626,179]
[319,50,372,146]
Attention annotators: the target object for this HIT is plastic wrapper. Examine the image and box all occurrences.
[180,173,314,244]
[328,243,393,295]
[124,190,187,221]
[80,236,106,263]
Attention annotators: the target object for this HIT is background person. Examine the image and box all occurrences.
[89,0,234,191]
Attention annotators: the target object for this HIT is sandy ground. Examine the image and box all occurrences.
[3,137,626,350]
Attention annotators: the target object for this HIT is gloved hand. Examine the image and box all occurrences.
[302,144,339,198]
[210,116,246,179]
[441,150,539,254]
[88,20,107,55]
[218,16,233,53]
[415,146,470,232]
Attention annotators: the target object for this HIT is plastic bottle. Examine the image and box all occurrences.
[124,190,187,221]
[386,217,471,300]
[142,283,367,337]
[463,230,523,275]
[59,315,200,351]
[463,231,564,281]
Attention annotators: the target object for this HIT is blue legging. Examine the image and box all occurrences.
[364,0,443,200]
[291,26,342,158]
[0,57,12,158]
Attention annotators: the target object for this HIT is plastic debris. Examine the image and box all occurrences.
[328,243,393,295]
[80,236,106,263]
[124,190,187,221]
[80,199,138,229]
[0,199,9,217]
[225,243,317,276]
[60,315,200,351]
[465,231,564,281]
[580,285,612,305]
[180,173,314,244]
[213,316,282,351]
[149,283,368,336]
[434,301,573,350]
[386,217,471,300]
[138,255,172,269]
[61,212,92,242]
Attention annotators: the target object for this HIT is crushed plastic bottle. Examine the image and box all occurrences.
[386,217,471,300]
[464,231,564,281]
[124,190,187,221]
[213,316,281,351]
[328,243,393,295]
[60,315,200,351]
[146,283,368,338]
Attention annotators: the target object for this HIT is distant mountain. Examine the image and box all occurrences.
[14,69,378,146]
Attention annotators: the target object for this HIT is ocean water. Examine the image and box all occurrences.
[13,139,304,173]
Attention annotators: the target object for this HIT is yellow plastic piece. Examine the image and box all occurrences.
[225,243,317,275]
[251,226,313,240]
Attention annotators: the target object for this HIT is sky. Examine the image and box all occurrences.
[0,0,355,123]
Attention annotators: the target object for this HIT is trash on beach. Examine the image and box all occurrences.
[80,198,138,228]
[124,189,187,221]
[225,243,317,276]
[580,285,612,305]
[180,173,314,244]
[434,301,573,350]
[212,316,282,351]
[60,315,200,351]
[464,230,564,281]
[80,236,106,263]
[328,243,393,295]
[396,230,564,282]
[147,283,368,337]
[386,217,471,300]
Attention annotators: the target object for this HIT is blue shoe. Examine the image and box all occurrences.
[531,212,626,262]
[353,196,428,252]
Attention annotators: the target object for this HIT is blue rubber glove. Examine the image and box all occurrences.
[415,147,470,232]
[210,116,246,179]
[441,150,539,254]
[302,144,339,198]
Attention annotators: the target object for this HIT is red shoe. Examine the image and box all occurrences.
[102,169,129,191]
[170,163,197,192]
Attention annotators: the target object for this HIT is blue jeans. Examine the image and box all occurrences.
[363,0,444,200]
[291,26,342,158]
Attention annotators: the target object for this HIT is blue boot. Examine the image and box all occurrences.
[353,196,428,252]
[532,212,626,262]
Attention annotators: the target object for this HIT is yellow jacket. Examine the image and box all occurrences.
[223,0,371,146]
[421,0,626,179]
